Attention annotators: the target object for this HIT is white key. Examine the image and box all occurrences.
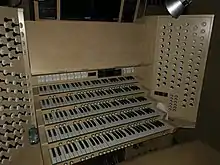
[78,121,87,134]
[58,126,65,140]
[76,140,87,155]
[54,126,61,141]
[43,114,49,124]
[45,129,53,143]
[49,148,57,164]
[59,146,67,161]
[63,145,71,160]
[62,125,70,138]
[55,147,62,163]
[51,128,58,142]
[72,141,83,156]
[70,125,80,137]
[66,143,75,158]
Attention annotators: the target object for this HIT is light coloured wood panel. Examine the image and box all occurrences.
[26,20,150,75]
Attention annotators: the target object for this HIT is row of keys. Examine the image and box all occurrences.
[40,84,143,109]
[38,76,136,95]
[43,95,149,125]
[45,106,158,143]
[49,120,172,164]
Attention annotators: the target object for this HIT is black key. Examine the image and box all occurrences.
[72,142,78,151]
[73,123,79,131]
[93,137,100,145]
[52,129,57,136]
[65,96,70,102]
[49,86,53,91]
[55,111,59,118]
[119,130,126,137]
[86,81,91,85]
[47,130,52,137]
[140,125,147,131]
[56,98,60,103]
[86,93,91,98]
[91,105,96,110]
[128,128,135,134]
[79,141,85,149]
[51,148,56,157]
[83,140,89,148]
[112,132,119,139]
[100,118,106,124]
[112,115,118,121]
[91,120,97,126]
[97,80,101,84]
[81,94,86,99]
[78,94,83,99]
[133,126,141,133]
[52,98,56,104]
[83,82,87,86]
[87,121,93,127]
[117,114,123,120]
[85,106,91,111]
[60,97,64,103]
[62,84,67,89]
[46,99,50,105]
[39,86,43,92]
[41,100,45,106]
[124,128,132,135]
[106,90,111,95]
[44,114,49,120]
[111,101,116,106]
[73,109,78,114]
[57,147,61,156]
[75,95,79,100]
[69,95,74,101]
[56,85,61,90]
[97,136,104,143]
[106,102,111,107]
[67,125,72,132]
[75,83,79,87]
[68,143,74,152]
[59,127,64,134]
[63,111,68,117]
[78,82,82,86]
[115,130,123,138]
[121,113,127,119]
[137,125,144,132]
[103,134,109,142]
[100,104,105,109]
[59,111,64,118]
[90,92,95,97]
[63,126,68,133]
[78,108,83,113]
[96,118,102,125]
[89,138,95,146]
[43,86,47,91]
[95,91,100,96]
[105,116,111,123]
[63,145,69,154]
[77,123,83,130]
[69,109,74,115]
[109,116,115,122]
[82,107,87,112]
[83,121,89,128]
[66,84,70,89]
[106,133,114,141]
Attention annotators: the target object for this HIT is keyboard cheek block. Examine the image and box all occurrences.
[35,76,174,165]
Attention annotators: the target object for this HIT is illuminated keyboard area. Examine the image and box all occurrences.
[34,74,174,165]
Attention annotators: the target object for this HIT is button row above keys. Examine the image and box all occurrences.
[39,76,136,95]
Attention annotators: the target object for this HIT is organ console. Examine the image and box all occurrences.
[0,6,214,165]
